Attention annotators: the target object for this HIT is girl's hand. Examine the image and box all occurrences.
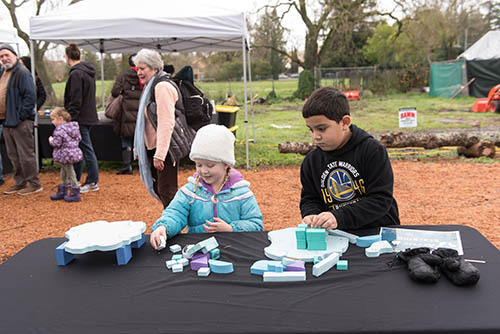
[203,217,233,233]
[48,136,53,143]
[150,226,167,250]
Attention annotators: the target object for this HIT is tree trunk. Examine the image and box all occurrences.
[457,141,496,158]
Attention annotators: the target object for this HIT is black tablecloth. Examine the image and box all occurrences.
[1,225,499,334]
[37,115,122,161]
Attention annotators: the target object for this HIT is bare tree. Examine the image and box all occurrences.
[1,0,82,105]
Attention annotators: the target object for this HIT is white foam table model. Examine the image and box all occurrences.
[264,227,349,263]
[56,220,147,266]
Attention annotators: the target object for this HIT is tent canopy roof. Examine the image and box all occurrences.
[29,0,248,53]
[0,26,19,45]
[458,30,500,60]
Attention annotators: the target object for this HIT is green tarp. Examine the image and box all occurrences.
[429,60,464,98]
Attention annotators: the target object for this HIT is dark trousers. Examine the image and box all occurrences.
[3,120,41,187]
[147,149,178,208]
[74,125,99,185]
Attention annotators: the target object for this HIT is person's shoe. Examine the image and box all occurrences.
[64,186,81,202]
[0,179,4,187]
[50,184,68,201]
[116,166,133,175]
[80,183,99,193]
[18,184,44,196]
[4,184,27,195]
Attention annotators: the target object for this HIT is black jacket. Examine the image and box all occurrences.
[110,68,142,138]
[64,61,98,126]
[0,61,36,128]
[300,124,400,230]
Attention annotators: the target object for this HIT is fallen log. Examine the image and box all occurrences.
[278,141,315,155]
[457,141,496,158]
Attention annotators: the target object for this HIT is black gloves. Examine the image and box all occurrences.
[433,248,480,286]
[397,247,480,286]
[397,247,442,283]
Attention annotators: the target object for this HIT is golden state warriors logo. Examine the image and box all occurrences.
[326,169,356,201]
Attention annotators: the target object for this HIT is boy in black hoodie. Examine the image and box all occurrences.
[300,87,399,231]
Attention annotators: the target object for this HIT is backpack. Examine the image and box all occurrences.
[147,72,196,163]
[172,66,214,131]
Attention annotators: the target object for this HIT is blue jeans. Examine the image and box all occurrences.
[74,125,99,185]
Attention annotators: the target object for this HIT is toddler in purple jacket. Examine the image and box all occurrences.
[49,107,83,202]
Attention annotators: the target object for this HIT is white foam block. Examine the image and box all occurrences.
[165,259,177,269]
[177,258,189,267]
[365,240,394,257]
[197,267,211,277]
[263,271,306,282]
[312,252,340,277]
[169,244,181,253]
[172,263,183,273]
[158,236,166,251]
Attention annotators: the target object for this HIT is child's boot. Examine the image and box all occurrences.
[50,184,67,201]
[64,186,81,202]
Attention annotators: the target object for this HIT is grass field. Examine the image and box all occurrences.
[50,79,499,168]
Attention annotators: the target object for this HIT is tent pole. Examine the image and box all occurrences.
[247,49,255,142]
[30,39,40,172]
[99,39,105,109]
[242,37,249,169]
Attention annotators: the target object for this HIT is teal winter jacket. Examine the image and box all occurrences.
[152,169,263,238]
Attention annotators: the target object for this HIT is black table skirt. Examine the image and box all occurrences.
[37,116,122,162]
[1,225,499,334]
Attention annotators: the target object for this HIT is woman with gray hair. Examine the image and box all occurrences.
[133,48,180,208]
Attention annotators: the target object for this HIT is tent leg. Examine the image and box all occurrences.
[100,52,105,108]
[30,40,40,172]
[242,37,249,169]
[247,49,255,143]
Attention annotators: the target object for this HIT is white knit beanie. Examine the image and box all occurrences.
[189,124,235,166]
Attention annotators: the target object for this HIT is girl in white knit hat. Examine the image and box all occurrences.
[150,124,263,249]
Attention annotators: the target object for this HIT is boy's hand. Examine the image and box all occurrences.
[304,212,338,230]
[150,226,167,250]
[204,217,233,233]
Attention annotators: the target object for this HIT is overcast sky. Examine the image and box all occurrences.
[0,0,400,57]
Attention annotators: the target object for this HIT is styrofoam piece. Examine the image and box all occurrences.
[199,236,219,254]
[312,252,340,277]
[250,260,282,275]
[56,242,74,266]
[182,244,195,259]
[177,258,189,267]
[116,244,132,265]
[263,271,306,282]
[165,259,177,269]
[157,236,166,251]
[169,244,181,253]
[365,240,394,257]
[197,267,211,277]
[328,229,359,244]
[356,235,382,248]
[172,263,183,273]
[64,220,146,254]
[185,243,202,258]
[208,259,233,274]
[336,260,348,270]
[265,227,349,262]
[286,261,305,272]
[190,253,210,271]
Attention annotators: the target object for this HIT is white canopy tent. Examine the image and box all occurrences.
[0,26,20,54]
[458,30,500,60]
[29,0,254,168]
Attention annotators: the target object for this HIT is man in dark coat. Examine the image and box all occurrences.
[64,43,99,193]
[0,44,43,195]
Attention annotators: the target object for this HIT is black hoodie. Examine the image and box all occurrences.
[64,61,98,126]
[300,124,400,230]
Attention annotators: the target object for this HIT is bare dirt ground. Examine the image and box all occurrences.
[1,160,499,263]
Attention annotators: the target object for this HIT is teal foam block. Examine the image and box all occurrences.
[209,259,234,274]
[172,254,183,261]
[356,235,381,248]
[209,248,220,260]
[250,260,281,275]
[337,259,348,270]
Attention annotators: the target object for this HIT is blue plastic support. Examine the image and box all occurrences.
[56,242,75,266]
[131,233,146,249]
[116,244,132,265]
